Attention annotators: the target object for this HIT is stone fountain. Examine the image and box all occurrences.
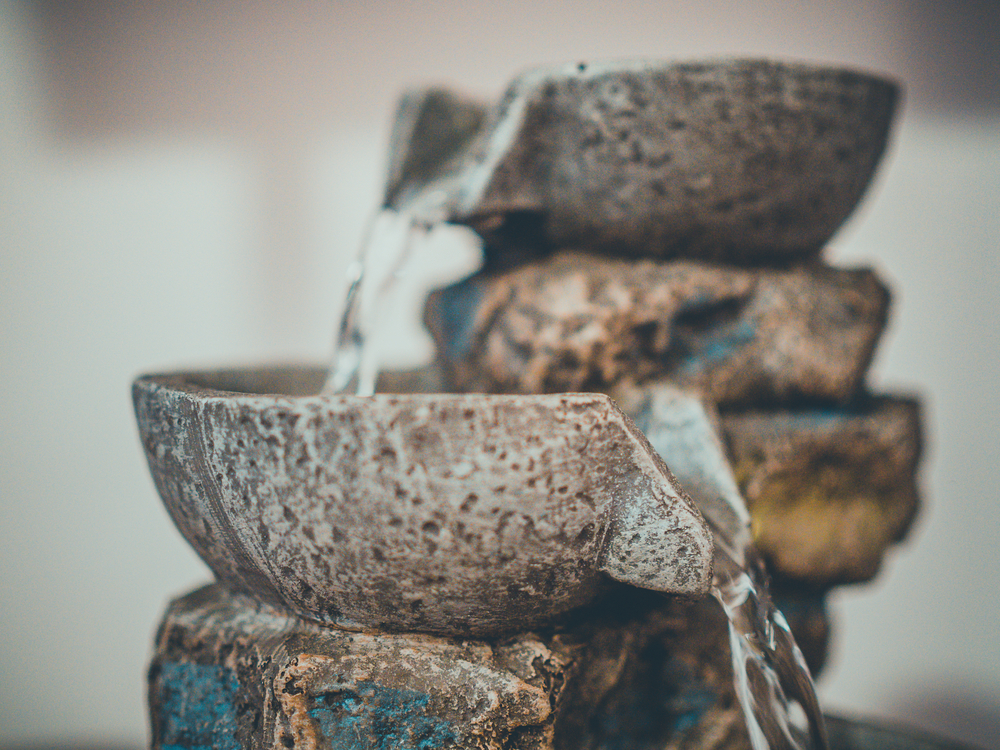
[135,60,938,750]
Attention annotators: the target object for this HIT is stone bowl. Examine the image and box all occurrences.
[389,58,901,264]
[133,365,713,636]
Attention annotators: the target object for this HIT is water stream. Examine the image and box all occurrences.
[712,538,829,750]
[322,194,448,396]
[322,208,829,750]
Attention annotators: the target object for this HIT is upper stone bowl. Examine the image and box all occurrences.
[133,365,713,637]
[388,58,901,264]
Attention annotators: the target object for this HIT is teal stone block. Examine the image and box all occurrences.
[154,662,241,750]
[308,682,457,750]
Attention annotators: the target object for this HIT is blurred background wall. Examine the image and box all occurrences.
[1,1,997,747]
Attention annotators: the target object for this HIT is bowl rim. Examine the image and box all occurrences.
[133,363,626,405]
[510,56,902,91]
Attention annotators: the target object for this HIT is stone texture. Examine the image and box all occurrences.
[425,251,889,407]
[152,582,828,750]
[606,381,752,556]
[149,583,562,750]
[386,60,899,264]
[613,378,921,584]
[134,366,713,638]
[720,396,922,584]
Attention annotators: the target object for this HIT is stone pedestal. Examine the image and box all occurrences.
[151,583,829,750]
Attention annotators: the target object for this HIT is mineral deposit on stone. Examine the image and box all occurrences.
[425,251,889,407]
[386,60,898,264]
[721,396,922,584]
[150,584,560,750]
[151,582,823,750]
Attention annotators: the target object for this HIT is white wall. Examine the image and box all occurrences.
[1,1,997,746]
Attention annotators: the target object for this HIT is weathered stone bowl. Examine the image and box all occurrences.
[133,365,713,636]
[389,58,901,264]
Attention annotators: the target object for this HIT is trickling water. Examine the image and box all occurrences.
[712,537,829,750]
[630,389,829,750]
[323,193,449,396]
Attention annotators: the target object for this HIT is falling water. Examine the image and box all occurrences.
[322,192,448,396]
[630,388,829,750]
[712,537,829,750]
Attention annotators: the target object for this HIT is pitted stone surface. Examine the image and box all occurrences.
[152,583,830,750]
[386,59,899,264]
[425,252,889,406]
[134,366,713,637]
[613,378,921,584]
[720,396,922,584]
[609,381,752,557]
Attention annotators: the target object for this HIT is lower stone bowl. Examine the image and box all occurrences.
[133,365,713,636]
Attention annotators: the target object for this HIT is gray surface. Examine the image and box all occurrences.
[825,714,984,750]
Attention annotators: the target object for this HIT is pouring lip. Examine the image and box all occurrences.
[131,362,716,632]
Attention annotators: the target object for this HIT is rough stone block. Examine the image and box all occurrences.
[151,583,833,750]
[149,584,562,750]
[614,378,921,585]
[425,251,889,407]
[720,396,922,584]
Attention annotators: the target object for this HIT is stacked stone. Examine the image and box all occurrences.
[151,583,753,750]
[424,253,921,671]
[147,61,921,750]
[144,373,734,750]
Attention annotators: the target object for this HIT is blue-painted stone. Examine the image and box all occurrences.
[154,662,241,750]
[151,585,555,750]
[150,583,763,750]
[309,682,457,750]
[676,319,758,375]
